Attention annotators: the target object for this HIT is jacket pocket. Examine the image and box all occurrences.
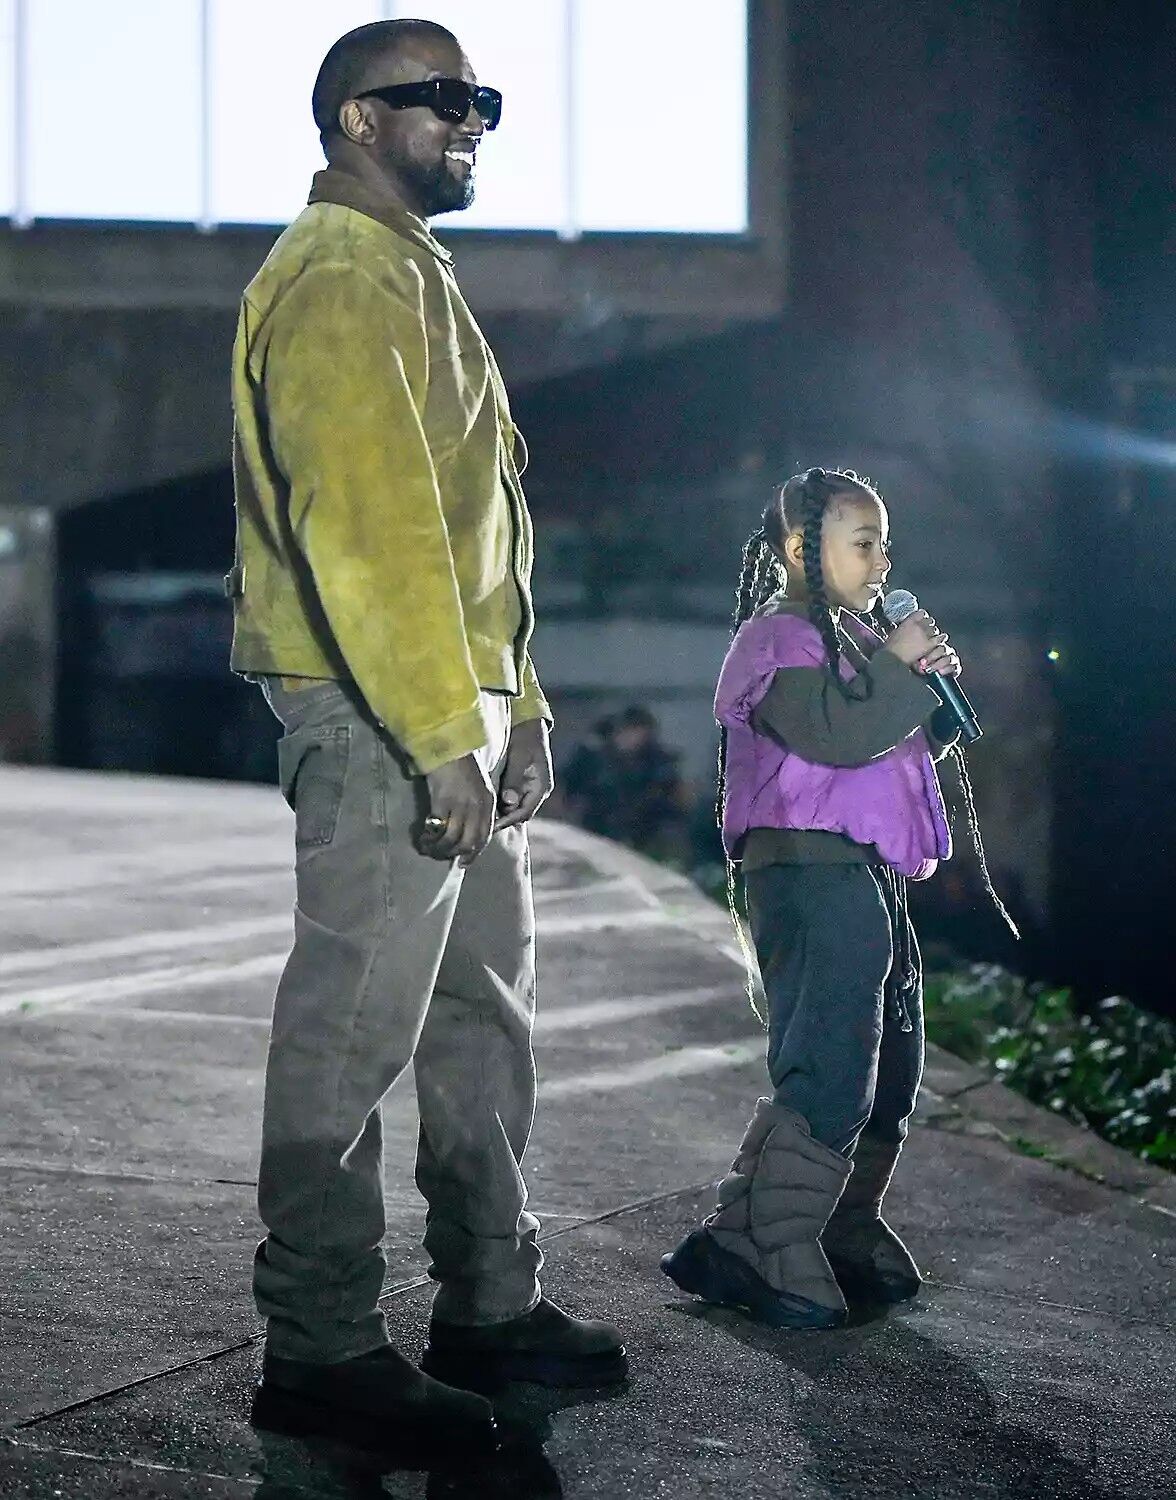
[277,726,351,847]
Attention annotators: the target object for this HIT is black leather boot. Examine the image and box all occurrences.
[422,1296,627,1389]
[252,1343,497,1456]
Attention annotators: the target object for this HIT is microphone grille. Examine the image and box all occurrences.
[882,589,919,625]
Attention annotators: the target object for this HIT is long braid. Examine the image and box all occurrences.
[780,465,870,699]
[715,531,774,826]
[720,467,879,1017]
[729,468,1018,1007]
[717,528,779,1022]
[869,604,1019,938]
[799,483,851,699]
[946,745,1021,938]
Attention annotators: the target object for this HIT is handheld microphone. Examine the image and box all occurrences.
[882,589,983,744]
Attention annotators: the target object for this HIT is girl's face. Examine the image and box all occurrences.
[786,490,893,611]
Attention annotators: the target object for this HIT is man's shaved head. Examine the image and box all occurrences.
[311,19,459,141]
[310,19,484,220]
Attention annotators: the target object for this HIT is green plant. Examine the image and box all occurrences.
[924,965,1176,1170]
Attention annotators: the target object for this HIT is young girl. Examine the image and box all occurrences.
[662,466,1008,1329]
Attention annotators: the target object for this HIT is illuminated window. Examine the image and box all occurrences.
[393,0,568,232]
[571,0,749,233]
[208,0,377,226]
[25,0,203,222]
[0,0,15,218]
[7,0,749,234]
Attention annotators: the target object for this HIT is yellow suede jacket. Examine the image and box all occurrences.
[229,168,549,774]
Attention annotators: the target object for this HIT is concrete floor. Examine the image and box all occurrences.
[0,765,1172,1499]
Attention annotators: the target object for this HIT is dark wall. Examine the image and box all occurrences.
[1050,0,1176,367]
[5,306,237,514]
[517,0,1106,956]
[1041,1,1176,1010]
[53,470,275,782]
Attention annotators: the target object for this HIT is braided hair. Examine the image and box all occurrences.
[944,744,1020,937]
[717,465,1017,1012]
[714,527,783,825]
[774,466,881,700]
[714,528,782,1019]
[716,466,875,1015]
[784,468,1016,938]
[859,553,1018,938]
[861,575,1018,937]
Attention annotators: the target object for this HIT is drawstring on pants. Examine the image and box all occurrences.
[879,866,916,1034]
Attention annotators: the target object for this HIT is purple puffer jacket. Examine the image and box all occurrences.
[716,608,952,879]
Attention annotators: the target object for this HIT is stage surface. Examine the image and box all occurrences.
[0,766,1171,1498]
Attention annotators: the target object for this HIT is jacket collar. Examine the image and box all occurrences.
[307,168,455,267]
[756,593,880,662]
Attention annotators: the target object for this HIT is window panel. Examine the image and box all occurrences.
[26,0,202,221]
[387,0,566,231]
[209,0,378,226]
[572,0,748,233]
[0,0,14,217]
[10,0,748,232]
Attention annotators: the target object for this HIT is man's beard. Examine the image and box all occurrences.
[404,155,475,218]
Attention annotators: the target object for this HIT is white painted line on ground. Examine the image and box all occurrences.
[4,848,291,900]
[0,900,668,1001]
[541,985,734,1032]
[47,1005,276,1029]
[0,950,288,1018]
[532,875,644,908]
[138,868,290,899]
[540,908,669,935]
[543,1037,763,1097]
[0,904,730,1022]
[58,984,737,1034]
[26,1014,764,1100]
[0,914,292,984]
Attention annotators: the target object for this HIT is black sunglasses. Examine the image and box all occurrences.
[355,77,502,131]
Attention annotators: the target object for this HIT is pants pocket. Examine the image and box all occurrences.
[277,726,351,847]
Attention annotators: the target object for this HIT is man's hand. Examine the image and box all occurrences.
[422,753,496,865]
[495,719,554,833]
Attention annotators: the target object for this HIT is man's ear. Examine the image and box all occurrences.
[783,529,805,571]
[338,98,377,146]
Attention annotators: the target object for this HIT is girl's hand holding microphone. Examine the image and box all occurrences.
[882,609,962,679]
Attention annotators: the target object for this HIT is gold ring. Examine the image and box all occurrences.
[423,815,447,831]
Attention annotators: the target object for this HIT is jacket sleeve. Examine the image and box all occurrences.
[257,262,487,774]
[851,612,960,759]
[752,650,941,766]
[714,620,791,728]
[926,701,962,762]
[513,652,552,727]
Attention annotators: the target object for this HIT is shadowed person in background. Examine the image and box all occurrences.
[562,706,690,861]
[227,18,625,1453]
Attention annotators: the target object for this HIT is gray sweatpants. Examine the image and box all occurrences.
[744,863,925,1157]
[254,679,542,1364]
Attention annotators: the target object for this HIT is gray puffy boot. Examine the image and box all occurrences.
[822,1132,921,1303]
[662,1100,851,1329]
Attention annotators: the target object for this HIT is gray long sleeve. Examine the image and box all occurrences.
[751,650,940,767]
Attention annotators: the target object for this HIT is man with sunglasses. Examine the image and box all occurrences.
[229,19,625,1452]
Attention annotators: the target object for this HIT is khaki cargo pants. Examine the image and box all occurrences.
[254,678,542,1363]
